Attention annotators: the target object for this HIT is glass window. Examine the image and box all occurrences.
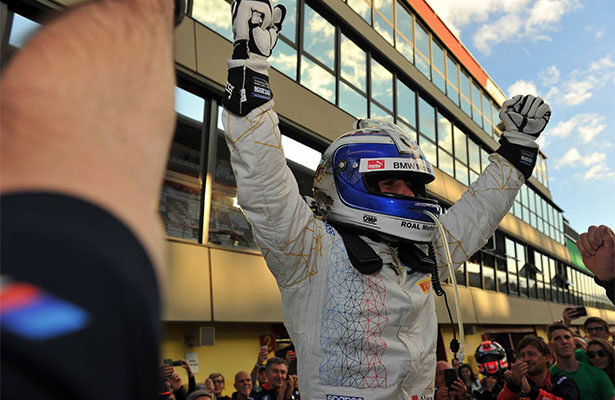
[517,242,528,297]
[339,81,368,117]
[193,0,233,40]
[270,39,298,80]
[455,161,468,186]
[301,56,335,103]
[276,0,297,42]
[415,22,430,78]
[455,262,466,286]
[341,35,366,92]
[9,13,42,48]
[471,82,483,127]
[374,0,394,44]
[482,93,492,124]
[535,251,545,299]
[209,107,258,249]
[303,5,335,70]
[446,55,459,105]
[431,40,446,93]
[506,238,519,296]
[420,136,437,165]
[437,113,453,153]
[418,97,436,142]
[160,88,206,241]
[371,58,393,111]
[459,71,472,117]
[496,256,507,294]
[468,140,481,172]
[348,0,371,23]
[454,126,467,163]
[481,148,490,172]
[438,149,454,177]
[370,101,394,122]
[483,252,496,291]
[395,2,414,62]
[468,253,482,288]
[397,81,416,128]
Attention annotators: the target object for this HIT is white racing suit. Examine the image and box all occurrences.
[222,101,524,400]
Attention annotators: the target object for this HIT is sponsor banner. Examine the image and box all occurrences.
[326,395,364,400]
[359,158,430,173]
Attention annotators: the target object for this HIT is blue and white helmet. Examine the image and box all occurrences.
[313,119,442,243]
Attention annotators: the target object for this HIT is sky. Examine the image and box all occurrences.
[426,0,615,234]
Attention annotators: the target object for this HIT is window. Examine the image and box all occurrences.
[438,113,453,153]
[303,5,335,70]
[431,39,446,93]
[446,55,459,105]
[418,97,436,142]
[506,238,519,296]
[192,0,233,41]
[395,2,414,62]
[467,253,482,288]
[371,58,393,112]
[482,247,496,291]
[517,242,528,297]
[271,39,298,80]
[301,56,335,102]
[276,0,297,42]
[160,87,206,241]
[454,126,468,185]
[8,13,41,48]
[339,35,368,117]
[459,71,472,117]
[347,0,372,23]
[397,81,416,129]
[415,22,430,78]
[374,0,394,44]
[471,82,483,128]
[468,140,481,174]
[340,82,368,117]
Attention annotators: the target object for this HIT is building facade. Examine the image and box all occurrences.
[2,0,613,396]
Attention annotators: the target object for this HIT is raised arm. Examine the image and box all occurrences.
[221,0,323,289]
[433,95,551,276]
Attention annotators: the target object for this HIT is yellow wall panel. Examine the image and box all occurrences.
[163,241,212,321]
[161,323,273,398]
[471,289,552,325]
[210,248,283,322]
[435,286,478,324]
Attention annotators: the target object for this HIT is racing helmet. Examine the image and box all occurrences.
[312,119,441,243]
[475,340,508,376]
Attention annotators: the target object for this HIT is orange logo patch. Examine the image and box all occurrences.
[417,277,431,293]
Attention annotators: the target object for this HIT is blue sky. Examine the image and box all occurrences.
[427,0,615,234]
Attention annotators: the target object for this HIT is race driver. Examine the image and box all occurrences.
[221,1,551,399]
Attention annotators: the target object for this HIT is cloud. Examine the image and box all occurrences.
[585,26,605,40]
[582,164,615,180]
[550,113,606,143]
[427,0,582,55]
[507,80,539,97]
[539,66,560,86]
[543,55,615,107]
[555,148,606,169]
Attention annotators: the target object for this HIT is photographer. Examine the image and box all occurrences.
[436,361,469,400]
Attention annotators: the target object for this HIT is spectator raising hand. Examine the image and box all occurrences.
[436,378,469,400]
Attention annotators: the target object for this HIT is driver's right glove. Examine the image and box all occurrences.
[222,0,286,116]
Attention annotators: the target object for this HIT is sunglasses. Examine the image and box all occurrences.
[587,350,607,359]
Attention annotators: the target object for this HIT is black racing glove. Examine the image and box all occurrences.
[223,0,286,116]
[496,95,551,179]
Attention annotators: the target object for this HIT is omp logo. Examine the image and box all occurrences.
[326,396,364,400]
[367,159,385,170]
[363,215,377,224]
[417,277,431,293]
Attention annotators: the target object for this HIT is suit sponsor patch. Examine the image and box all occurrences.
[326,395,364,400]
[417,277,431,293]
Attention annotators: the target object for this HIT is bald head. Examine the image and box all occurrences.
[435,361,452,388]
[234,371,252,397]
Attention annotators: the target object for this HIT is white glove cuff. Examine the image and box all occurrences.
[502,131,539,149]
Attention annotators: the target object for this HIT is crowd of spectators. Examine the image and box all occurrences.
[432,313,614,400]
[160,350,301,400]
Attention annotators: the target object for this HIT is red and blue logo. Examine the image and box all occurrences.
[0,279,89,340]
